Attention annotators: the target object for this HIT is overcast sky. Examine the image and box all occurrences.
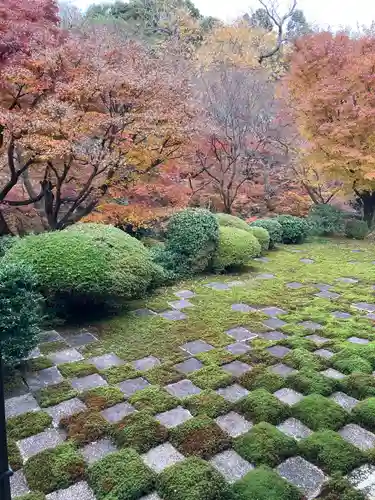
[72,0,375,30]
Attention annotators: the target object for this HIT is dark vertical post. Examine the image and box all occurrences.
[0,353,12,500]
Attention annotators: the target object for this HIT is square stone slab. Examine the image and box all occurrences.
[348,336,370,345]
[10,469,29,497]
[231,303,256,313]
[261,307,287,317]
[48,348,84,365]
[268,363,297,378]
[168,299,194,310]
[82,438,117,464]
[71,374,108,392]
[25,367,64,391]
[180,340,214,355]
[314,349,334,360]
[300,258,314,264]
[332,311,352,319]
[340,424,375,451]
[226,327,258,342]
[267,346,291,359]
[321,368,346,380]
[133,356,161,371]
[117,377,150,398]
[89,353,124,370]
[352,249,363,252]
[142,442,184,473]
[165,379,201,398]
[210,449,254,483]
[352,302,375,313]
[274,388,304,406]
[46,481,96,500]
[305,334,329,346]
[222,361,252,377]
[101,401,136,423]
[156,406,192,428]
[227,280,245,287]
[256,273,276,279]
[215,411,252,437]
[160,310,187,320]
[39,330,64,343]
[46,397,87,425]
[367,313,375,320]
[204,282,230,290]
[174,358,203,374]
[25,347,42,360]
[225,342,251,355]
[216,384,249,403]
[286,282,303,289]
[277,418,313,441]
[289,249,303,253]
[276,456,326,499]
[263,318,287,329]
[314,283,332,291]
[140,494,163,500]
[330,392,359,412]
[336,277,359,283]
[348,464,375,499]
[254,257,270,263]
[62,331,99,348]
[315,291,340,299]
[17,429,64,461]
[261,331,288,341]
[175,290,195,299]
[5,393,40,419]
[134,308,157,317]
[300,321,323,331]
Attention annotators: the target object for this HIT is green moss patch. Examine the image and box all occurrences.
[241,348,275,366]
[35,381,78,408]
[299,430,365,474]
[286,369,337,396]
[129,385,178,414]
[157,456,231,500]
[189,365,233,390]
[111,410,168,453]
[284,348,325,371]
[183,390,231,418]
[170,415,231,459]
[232,466,302,500]
[88,448,155,500]
[7,411,52,440]
[17,494,46,500]
[144,364,184,385]
[80,386,124,411]
[341,373,375,399]
[24,442,85,494]
[239,365,284,393]
[293,395,348,431]
[39,341,69,355]
[236,389,290,425]
[58,360,98,378]
[352,398,375,431]
[332,354,372,375]
[318,474,366,500]
[60,410,110,445]
[100,364,140,384]
[8,438,22,471]
[23,357,53,372]
[234,422,297,467]
[196,348,236,366]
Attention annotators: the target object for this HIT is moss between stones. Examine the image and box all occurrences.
[286,369,337,396]
[341,373,375,400]
[232,466,303,500]
[58,360,98,378]
[128,385,178,414]
[189,365,234,390]
[22,357,53,372]
[17,494,46,500]
[111,410,168,453]
[35,381,78,408]
[317,474,366,500]
[23,442,85,494]
[352,398,375,431]
[239,365,284,393]
[144,364,184,385]
[292,394,348,431]
[100,364,140,384]
[183,390,231,418]
[38,341,69,355]
[60,410,110,446]
[169,415,231,459]
[88,448,155,500]
[234,422,297,467]
[284,348,325,371]
[331,354,372,375]
[80,386,124,411]
[196,348,236,366]
[8,438,22,471]
[7,411,52,440]
[240,349,275,366]
[157,456,232,500]
[236,389,290,425]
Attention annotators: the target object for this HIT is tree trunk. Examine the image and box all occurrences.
[357,191,375,228]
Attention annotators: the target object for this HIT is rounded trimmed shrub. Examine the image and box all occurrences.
[212,226,261,272]
[0,235,18,257]
[4,223,162,312]
[250,219,283,248]
[215,213,250,232]
[276,215,310,244]
[308,204,345,236]
[345,219,368,240]
[248,226,270,253]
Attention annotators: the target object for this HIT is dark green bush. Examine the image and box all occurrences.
[248,226,270,252]
[215,213,251,232]
[276,215,310,244]
[308,204,345,235]
[0,263,43,366]
[250,219,283,248]
[345,219,368,240]
[212,226,261,272]
[0,235,18,257]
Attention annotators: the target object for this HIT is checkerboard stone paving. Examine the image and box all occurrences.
[276,456,326,499]
[133,355,161,371]
[101,401,135,423]
[156,406,193,428]
[320,368,346,380]
[222,360,251,377]
[348,464,375,498]
[332,311,352,319]
[167,299,194,310]
[82,438,117,464]
[231,303,256,312]
[61,330,99,348]
[216,384,249,403]
[159,310,187,320]
[174,357,203,374]
[340,424,375,451]
[48,348,84,365]
[261,306,287,317]
[180,340,214,355]
[268,363,297,377]
[215,411,252,438]
[286,282,303,289]
[314,348,334,359]
[315,290,340,299]
[5,393,40,418]
[277,418,312,441]
[267,345,291,359]
[46,397,87,425]
[142,442,184,473]
[225,327,258,342]
[263,318,287,329]
[25,366,64,391]
[348,336,370,344]
[165,379,201,398]
[273,388,303,406]
[18,428,64,461]
[89,353,124,370]
[225,342,251,355]
[10,469,30,497]
[46,481,96,500]
[299,321,323,331]
[260,331,288,341]
[71,373,108,391]
[174,289,195,298]
[305,334,329,346]
[210,450,254,483]
[117,377,150,397]
[330,392,359,412]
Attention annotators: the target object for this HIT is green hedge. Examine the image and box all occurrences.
[276,215,310,244]
[250,219,283,248]
[215,213,251,232]
[248,226,270,252]
[345,219,368,240]
[212,226,261,272]
[308,204,345,235]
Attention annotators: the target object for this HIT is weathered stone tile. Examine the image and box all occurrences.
[82,438,117,464]
[348,336,370,345]
[39,330,64,343]
[314,349,334,360]
[134,308,157,317]
[165,380,201,398]
[300,258,314,264]
[367,313,375,320]
[5,377,30,400]
[216,384,249,403]
[215,411,252,438]
[289,249,303,253]
[174,358,203,374]
[25,367,64,391]
[10,469,29,497]
[142,442,184,473]
[315,291,340,299]
[62,331,99,348]
[263,318,287,329]
[89,353,124,370]
[286,282,303,289]
[46,398,87,425]
[348,464,375,499]
[168,299,194,310]
[5,393,40,419]
[180,340,214,355]
[133,356,161,371]
[156,406,192,428]
[101,402,136,423]
[256,273,276,279]
[254,257,270,263]
[225,342,251,355]
[210,449,254,483]
[261,331,288,341]
[352,302,375,313]
[222,361,252,377]
[340,424,375,451]
[25,347,42,360]
[277,418,313,441]
[160,310,187,320]
[274,388,303,406]
[300,321,323,331]
[314,283,332,291]
[174,290,195,299]
[332,311,352,319]
[17,429,64,461]
[45,481,96,500]
[204,282,230,290]
[48,348,84,365]
[226,327,258,342]
[227,280,245,287]
[267,345,291,359]
[268,363,297,377]
[231,303,256,313]
[261,307,287,317]
[330,392,359,412]
[305,335,329,346]
[276,456,326,499]
[71,374,108,392]
[320,368,346,380]
[336,277,359,283]
[117,377,150,398]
